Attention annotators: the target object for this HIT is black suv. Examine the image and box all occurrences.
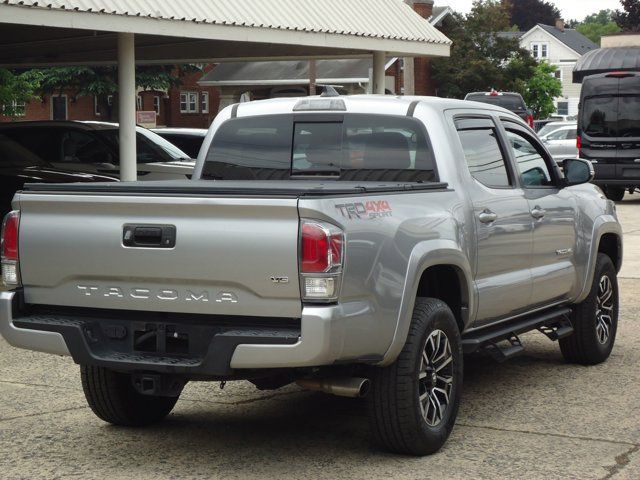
[578,72,640,201]
[465,91,534,129]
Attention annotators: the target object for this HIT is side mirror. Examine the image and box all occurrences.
[563,158,594,186]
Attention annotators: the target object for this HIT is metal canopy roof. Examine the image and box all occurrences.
[573,47,640,83]
[200,58,375,86]
[0,0,451,67]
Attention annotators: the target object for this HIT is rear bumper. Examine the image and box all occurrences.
[0,291,349,376]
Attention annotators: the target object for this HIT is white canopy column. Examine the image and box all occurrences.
[372,51,386,95]
[117,32,137,182]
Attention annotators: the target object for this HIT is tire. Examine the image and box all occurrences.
[560,253,619,365]
[603,186,625,202]
[368,298,463,455]
[81,365,179,426]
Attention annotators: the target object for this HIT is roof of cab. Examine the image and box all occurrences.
[231,94,522,121]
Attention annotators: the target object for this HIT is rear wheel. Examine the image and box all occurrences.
[368,298,463,455]
[603,186,625,202]
[560,254,618,365]
[81,365,179,426]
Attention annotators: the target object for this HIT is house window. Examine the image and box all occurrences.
[94,96,101,116]
[557,101,569,116]
[531,42,549,60]
[180,92,199,113]
[153,96,161,116]
[136,95,143,111]
[201,92,209,114]
[554,69,563,82]
[3,100,26,117]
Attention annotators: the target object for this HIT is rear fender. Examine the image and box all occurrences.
[379,240,474,366]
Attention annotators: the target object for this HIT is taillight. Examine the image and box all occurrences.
[300,219,344,301]
[1,210,20,287]
[577,135,582,156]
[527,114,535,128]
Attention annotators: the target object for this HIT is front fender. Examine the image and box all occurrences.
[379,239,474,366]
[575,214,623,304]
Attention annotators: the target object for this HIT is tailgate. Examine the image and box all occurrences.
[16,192,302,318]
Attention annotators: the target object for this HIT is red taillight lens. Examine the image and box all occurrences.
[301,222,329,273]
[301,221,343,273]
[527,115,535,128]
[1,211,19,261]
[577,135,582,156]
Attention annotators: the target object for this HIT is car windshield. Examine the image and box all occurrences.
[467,94,526,111]
[97,128,192,163]
[202,114,437,182]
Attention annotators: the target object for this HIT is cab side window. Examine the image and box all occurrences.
[505,129,554,187]
[456,118,512,188]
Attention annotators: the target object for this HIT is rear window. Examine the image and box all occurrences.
[466,94,526,111]
[583,96,618,137]
[202,114,437,182]
[618,96,640,137]
[583,95,640,137]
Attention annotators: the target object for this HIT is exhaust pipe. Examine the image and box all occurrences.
[296,377,371,398]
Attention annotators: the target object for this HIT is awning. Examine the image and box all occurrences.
[0,0,452,67]
[573,47,640,83]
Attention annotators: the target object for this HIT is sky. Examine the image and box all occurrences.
[442,0,622,22]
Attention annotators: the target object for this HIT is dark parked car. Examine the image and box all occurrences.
[151,128,208,159]
[465,91,535,128]
[578,71,640,201]
[0,121,195,181]
[0,132,117,217]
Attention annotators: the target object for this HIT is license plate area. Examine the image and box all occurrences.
[133,323,189,355]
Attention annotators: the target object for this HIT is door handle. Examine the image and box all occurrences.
[531,206,546,219]
[478,210,498,224]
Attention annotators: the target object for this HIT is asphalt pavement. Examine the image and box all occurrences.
[1,195,639,479]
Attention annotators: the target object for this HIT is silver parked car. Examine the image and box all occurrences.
[539,123,578,164]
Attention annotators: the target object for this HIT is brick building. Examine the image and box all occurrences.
[0,66,220,128]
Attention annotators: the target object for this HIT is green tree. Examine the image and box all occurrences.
[575,9,621,44]
[583,9,616,24]
[0,69,42,118]
[614,0,640,31]
[432,1,537,99]
[503,0,561,31]
[522,62,563,118]
[577,21,621,44]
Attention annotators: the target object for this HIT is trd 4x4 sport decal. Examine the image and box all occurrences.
[335,200,392,219]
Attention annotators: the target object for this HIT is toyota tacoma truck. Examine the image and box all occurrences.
[0,96,623,455]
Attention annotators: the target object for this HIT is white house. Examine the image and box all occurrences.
[517,20,598,116]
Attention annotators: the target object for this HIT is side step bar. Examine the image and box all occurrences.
[462,307,573,361]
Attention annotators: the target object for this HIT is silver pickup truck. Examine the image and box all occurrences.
[0,96,623,455]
